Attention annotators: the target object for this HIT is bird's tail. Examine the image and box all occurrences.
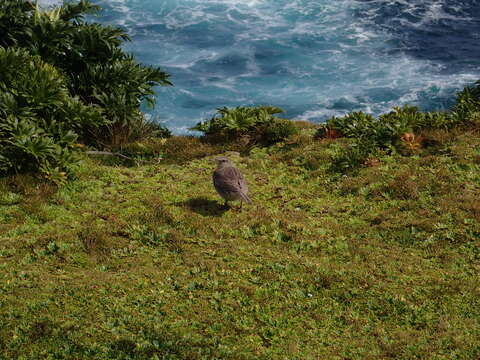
[240,192,252,204]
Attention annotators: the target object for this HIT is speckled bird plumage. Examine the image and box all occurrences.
[213,157,252,206]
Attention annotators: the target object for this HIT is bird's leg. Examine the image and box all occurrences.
[224,200,229,209]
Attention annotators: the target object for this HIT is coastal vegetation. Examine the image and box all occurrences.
[1,103,479,358]
[1,1,480,359]
[191,106,297,147]
[0,0,171,181]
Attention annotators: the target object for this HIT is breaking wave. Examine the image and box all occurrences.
[40,0,480,133]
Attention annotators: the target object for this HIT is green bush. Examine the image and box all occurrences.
[317,102,469,148]
[316,97,477,173]
[0,0,172,148]
[329,140,380,174]
[0,0,173,179]
[315,79,480,174]
[0,0,33,49]
[0,47,102,180]
[81,56,171,146]
[320,106,448,149]
[379,105,423,136]
[191,106,297,146]
[452,80,480,125]
[125,119,171,143]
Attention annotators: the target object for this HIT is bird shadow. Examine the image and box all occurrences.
[180,197,228,217]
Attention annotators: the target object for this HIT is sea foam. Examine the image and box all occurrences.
[41,0,480,133]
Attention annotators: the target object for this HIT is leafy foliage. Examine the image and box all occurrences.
[452,80,480,126]
[0,0,33,48]
[191,106,297,146]
[328,140,381,173]
[0,0,172,178]
[83,56,171,146]
[0,47,103,180]
[316,88,480,172]
[0,0,172,150]
[320,106,451,149]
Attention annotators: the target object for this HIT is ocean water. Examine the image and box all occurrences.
[41,0,480,133]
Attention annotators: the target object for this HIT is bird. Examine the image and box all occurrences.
[212,156,252,208]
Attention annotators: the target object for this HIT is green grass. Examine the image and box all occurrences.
[0,127,479,359]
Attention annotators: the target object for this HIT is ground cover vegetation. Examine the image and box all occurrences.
[1,1,480,359]
[0,80,479,358]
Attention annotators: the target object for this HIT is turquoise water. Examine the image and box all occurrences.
[41,0,480,133]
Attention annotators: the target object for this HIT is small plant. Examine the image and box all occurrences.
[314,125,341,139]
[191,105,297,146]
[329,140,379,174]
[399,132,423,153]
[417,111,455,130]
[325,111,378,141]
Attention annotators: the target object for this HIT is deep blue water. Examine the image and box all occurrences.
[42,0,480,133]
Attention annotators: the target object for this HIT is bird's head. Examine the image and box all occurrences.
[212,156,232,166]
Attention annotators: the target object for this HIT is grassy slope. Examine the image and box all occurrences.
[0,128,479,359]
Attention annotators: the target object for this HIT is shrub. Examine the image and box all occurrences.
[0,0,33,48]
[127,119,171,142]
[191,106,297,146]
[452,80,480,128]
[80,57,171,146]
[379,105,423,136]
[317,103,469,147]
[0,47,102,180]
[323,112,378,141]
[315,99,478,173]
[263,118,298,144]
[315,109,401,167]
[320,106,422,147]
[416,111,455,130]
[329,140,380,174]
[0,0,172,148]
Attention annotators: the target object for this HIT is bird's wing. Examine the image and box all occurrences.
[214,166,247,193]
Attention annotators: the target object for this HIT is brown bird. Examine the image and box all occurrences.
[212,157,252,208]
